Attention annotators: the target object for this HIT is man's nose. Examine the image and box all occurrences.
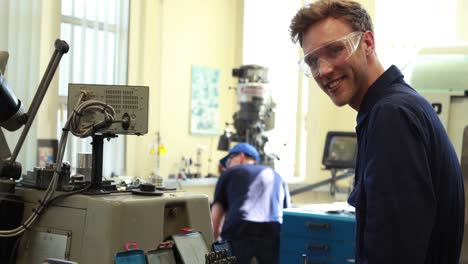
[316,58,333,77]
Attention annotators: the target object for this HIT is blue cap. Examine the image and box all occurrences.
[220,142,260,168]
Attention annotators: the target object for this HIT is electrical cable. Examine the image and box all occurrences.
[43,183,92,208]
[8,235,22,264]
[70,99,115,138]
[0,91,117,237]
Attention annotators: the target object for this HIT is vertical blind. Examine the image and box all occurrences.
[58,0,130,177]
[0,0,42,172]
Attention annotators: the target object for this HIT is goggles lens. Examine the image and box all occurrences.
[299,31,364,78]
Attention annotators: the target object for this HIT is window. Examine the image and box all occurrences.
[242,0,306,180]
[374,0,457,69]
[59,0,129,177]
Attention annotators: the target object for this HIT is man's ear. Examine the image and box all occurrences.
[362,31,376,56]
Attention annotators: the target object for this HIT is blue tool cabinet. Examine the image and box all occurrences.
[280,207,356,264]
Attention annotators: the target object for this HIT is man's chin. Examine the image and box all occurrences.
[330,97,348,107]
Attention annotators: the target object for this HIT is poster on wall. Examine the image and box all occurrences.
[190,65,220,135]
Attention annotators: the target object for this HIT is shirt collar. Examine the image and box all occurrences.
[356,65,404,126]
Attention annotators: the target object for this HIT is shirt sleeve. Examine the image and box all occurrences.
[363,103,436,263]
[213,171,229,209]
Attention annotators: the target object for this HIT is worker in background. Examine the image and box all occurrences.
[211,142,290,264]
[289,0,464,263]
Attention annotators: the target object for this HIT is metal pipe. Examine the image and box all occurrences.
[10,40,69,162]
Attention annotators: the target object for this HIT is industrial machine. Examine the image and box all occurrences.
[1,42,214,263]
[1,41,69,264]
[402,45,468,263]
[15,188,213,263]
[218,65,276,167]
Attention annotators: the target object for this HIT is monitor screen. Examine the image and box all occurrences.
[322,131,357,169]
[172,232,209,264]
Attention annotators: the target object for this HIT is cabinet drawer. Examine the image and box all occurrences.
[280,236,354,259]
[282,212,355,241]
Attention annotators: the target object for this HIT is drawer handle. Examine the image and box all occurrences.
[302,253,329,264]
[307,244,329,251]
[307,222,330,230]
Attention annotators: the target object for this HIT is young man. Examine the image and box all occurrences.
[211,142,290,264]
[289,0,464,263]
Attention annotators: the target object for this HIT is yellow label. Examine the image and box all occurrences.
[158,144,167,155]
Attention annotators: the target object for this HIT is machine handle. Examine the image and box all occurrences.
[55,39,70,53]
[307,244,329,251]
[125,242,139,251]
[307,222,330,230]
[302,253,329,264]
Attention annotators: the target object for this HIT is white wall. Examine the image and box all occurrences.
[126,0,243,179]
[36,1,61,139]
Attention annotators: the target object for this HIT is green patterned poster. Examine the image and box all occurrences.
[190,65,220,135]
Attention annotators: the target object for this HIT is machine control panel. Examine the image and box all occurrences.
[68,84,149,135]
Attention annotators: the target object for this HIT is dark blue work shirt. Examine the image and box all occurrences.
[213,164,291,240]
[348,65,464,264]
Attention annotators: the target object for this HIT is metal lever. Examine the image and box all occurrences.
[10,39,69,162]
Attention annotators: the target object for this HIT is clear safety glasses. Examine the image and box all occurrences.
[298,31,364,78]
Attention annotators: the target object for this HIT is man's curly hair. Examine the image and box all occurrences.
[289,0,373,47]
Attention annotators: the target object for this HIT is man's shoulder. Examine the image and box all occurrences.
[234,163,275,172]
[224,164,278,176]
[374,81,432,117]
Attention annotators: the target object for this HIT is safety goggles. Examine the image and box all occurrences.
[299,31,364,78]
